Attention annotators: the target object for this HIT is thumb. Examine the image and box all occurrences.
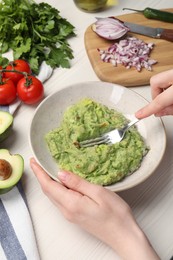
[58,170,101,199]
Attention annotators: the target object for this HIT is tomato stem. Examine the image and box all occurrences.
[0,69,31,77]
[0,69,32,86]
[24,76,33,87]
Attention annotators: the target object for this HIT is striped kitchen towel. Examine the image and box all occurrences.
[0,61,53,260]
[0,182,40,260]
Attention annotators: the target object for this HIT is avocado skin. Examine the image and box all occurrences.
[0,186,14,194]
[0,124,13,143]
[0,149,24,194]
[0,111,13,143]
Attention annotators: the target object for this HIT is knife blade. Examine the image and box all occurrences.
[124,21,173,42]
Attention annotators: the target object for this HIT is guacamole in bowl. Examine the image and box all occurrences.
[45,98,148,186]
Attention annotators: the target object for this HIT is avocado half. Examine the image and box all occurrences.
[0,149,24,194]
[0,111,13,143]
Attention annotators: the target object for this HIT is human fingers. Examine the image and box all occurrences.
[58,170,107,204]
[30,158,83,208]
[135,85,173,119]
[150,69,173,99]
[30,158,100,222]
[30,158,100,206]
[30,157,99,200]
[30,157,60,189]
[58,170,131,226]
[30,157,107,209]
[30,158,124,208]
[30,157,67,196]
[30,159,129,219]
[154,105,173,116]
[58,170,131,214]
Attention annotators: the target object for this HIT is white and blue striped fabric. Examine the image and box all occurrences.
[0,183,40,260]
[0,61,53,260]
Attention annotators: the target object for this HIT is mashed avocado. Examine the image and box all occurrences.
[45,98,148,186]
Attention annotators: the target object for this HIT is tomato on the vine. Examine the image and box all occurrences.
[0,78,17,105]
[4,59,31,85]
[17,75,44,104]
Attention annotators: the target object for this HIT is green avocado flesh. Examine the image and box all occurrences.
[0,111,13,143]
[0,149,24,194]
[45,98,149,186]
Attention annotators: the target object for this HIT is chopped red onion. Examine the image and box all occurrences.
[98,36,157,71]
[93,17,130,40]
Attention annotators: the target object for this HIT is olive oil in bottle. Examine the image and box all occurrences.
[73,0,108,12]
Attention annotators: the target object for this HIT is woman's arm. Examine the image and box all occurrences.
[30,158,159,260]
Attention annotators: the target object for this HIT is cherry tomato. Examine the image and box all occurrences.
[17,76,44,105]
[0,78,17,105]
[4,59,31,85]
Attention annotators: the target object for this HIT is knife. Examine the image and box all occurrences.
[124,21,173,42]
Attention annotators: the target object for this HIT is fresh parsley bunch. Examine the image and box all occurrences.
[0,0,76,74]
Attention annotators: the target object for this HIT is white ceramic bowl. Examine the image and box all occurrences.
[29,81,166,192]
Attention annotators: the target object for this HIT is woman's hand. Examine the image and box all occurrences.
[30,158,159,259]
[135,69,173,119]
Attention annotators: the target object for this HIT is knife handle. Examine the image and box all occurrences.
[160,29,173,42]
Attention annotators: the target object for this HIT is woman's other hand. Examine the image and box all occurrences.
[30,158,159,260]
[136,69,173,119]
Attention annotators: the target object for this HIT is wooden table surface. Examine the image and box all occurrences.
[84,8,173,86]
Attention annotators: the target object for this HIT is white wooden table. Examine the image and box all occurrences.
[5,1,173,259]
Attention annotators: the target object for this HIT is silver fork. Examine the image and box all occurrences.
[79,118,139,148]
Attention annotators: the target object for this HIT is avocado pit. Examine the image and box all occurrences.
[0,159,12,180]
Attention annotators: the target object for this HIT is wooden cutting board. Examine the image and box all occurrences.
[84,8,173,87]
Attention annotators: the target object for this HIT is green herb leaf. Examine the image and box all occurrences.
[0,0,76,74]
